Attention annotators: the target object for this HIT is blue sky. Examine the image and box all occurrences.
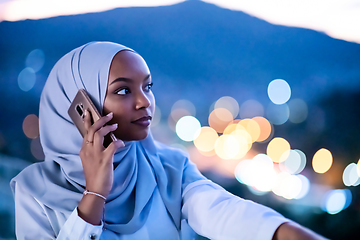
[0,0,359,44]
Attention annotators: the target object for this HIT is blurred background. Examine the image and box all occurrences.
[1,0,360,239]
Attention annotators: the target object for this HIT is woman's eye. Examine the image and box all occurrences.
[145,83,153,91]
[117,88,130,95]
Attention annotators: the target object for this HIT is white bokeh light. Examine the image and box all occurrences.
[25,49,45,72]
[266,103,289,125]
[322,189,352,215]
[18,67,36,92]
[343,163,360,187]
[294,174,310,199]
[175,116,201,142]
[267,79,291,105]
[279,149,306,174]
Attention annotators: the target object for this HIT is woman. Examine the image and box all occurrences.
[11,42,325,239]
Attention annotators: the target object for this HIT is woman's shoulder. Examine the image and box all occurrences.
[11,162,48,197]
[11,161,63,198]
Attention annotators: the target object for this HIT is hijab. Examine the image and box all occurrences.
[11,42,204,235]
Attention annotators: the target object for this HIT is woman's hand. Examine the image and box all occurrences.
[273,222,328,240]
[77,110,124,225]
[80,110,124,197]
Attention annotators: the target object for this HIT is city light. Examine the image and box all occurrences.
[288,98,308,124]
[279,149,306,174]
[25,49,45,72]
[312,148,333,174]
[322,189,352,215]
[214,96,239,119]
[266,103,289,125]
[342,163,360,187]
[18,67,36,92]
[193,127,218,153]
[268,79,291,105]
[266,137,291,163]
[208,108,233,133]
[22,114,39,139]
[239,99,264,119]
[175,116,201,142]
[238,119,260,142]
[252,116,273,142]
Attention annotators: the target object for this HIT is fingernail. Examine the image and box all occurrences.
[107,112,113,117]
[112,123,118,128]
[84,110,87,116]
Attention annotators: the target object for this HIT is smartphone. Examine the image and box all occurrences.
[68,89,117,143]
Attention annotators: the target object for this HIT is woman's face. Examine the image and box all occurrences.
[103,50,155,141]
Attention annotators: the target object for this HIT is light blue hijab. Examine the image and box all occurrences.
[11,42,205,235]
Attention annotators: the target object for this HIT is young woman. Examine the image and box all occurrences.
[11,41,325,240]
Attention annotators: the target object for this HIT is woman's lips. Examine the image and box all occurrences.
[131,116,152,127]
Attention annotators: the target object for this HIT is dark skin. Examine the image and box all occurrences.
[76,51,326,239]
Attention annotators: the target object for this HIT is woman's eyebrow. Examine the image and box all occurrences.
[143,74,151,82]
[110,74,151,85]
[110,77,131,85]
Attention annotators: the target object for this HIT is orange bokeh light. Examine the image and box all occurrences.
[208,108,233,133]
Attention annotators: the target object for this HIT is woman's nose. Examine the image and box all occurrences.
[135,91,151,110]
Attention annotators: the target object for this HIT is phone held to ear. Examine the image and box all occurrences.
[68,89,117,144]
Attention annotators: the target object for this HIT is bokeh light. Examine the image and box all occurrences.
[267,79,291,105]
[294,174,310,199]
[342,163,360,187]
[214,134,240,159]
[250,154,277,192]
[312,148,333,174]
[193,127,218,153]
[25,49,45,72]
[18,67,36,92]
[252,116,273,142]
[229,130,252,159]
[272,172,302,199]
[214,96,239,118]
[30,137,45,160]
[279,149,306,174]
[168,99,196,131]
[223,122,240,135]
[235,159,253,185]
[22,114,39,139]
[208,108,233,133]
[266,103,289,125]
[171,99,196,119]
[266,137,291,163]
[288,98,308,124]
[322,189,352,215]
[239,99,264,118]
[238,119,260,142]
[175,116,201,142]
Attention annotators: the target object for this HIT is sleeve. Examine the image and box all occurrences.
[181,179,290,240]
[14,183,103,240]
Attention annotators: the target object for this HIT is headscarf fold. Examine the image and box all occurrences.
[11,42,204,235]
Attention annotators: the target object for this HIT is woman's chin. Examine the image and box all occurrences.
[115,130,149,142]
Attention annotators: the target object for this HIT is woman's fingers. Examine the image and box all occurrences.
[89,112,113,133]
[93,123,118,147]
[83,110,92,132]
[84,111,114,144]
